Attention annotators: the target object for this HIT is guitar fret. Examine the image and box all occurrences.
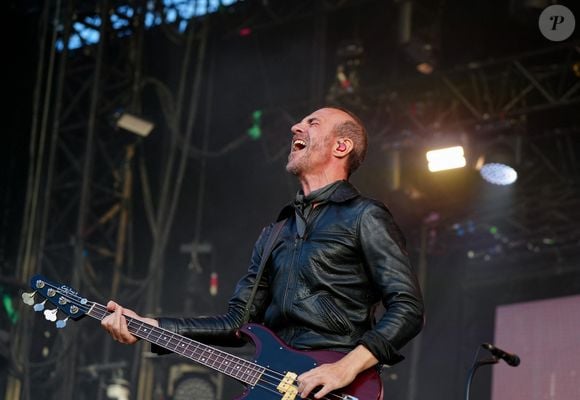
[166,334,181,351]
[208,349,218,366]
[183,342,196,359]
[222,358,233,375]
[251,366,261,385]
[233,362,243,379]
[199,347,211,364]
[175,337,190,355]
[218,355,235,375]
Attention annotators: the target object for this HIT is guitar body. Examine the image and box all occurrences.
[236,324,383,400]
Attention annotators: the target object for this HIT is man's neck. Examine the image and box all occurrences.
[298,172,347,196]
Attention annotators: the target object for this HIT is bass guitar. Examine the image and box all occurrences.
[23,274,383,400]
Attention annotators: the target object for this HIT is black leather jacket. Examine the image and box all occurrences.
[157,181,424,365]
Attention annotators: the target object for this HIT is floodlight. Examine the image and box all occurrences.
[426,146,466,172]
[116,112,154,137]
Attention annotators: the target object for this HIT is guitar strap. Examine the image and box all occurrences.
[241,219,286,324]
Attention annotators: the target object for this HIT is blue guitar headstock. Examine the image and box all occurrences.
[22,274,89,328]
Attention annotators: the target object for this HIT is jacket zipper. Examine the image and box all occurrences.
[281,205,323,320]
[281,235,300,320]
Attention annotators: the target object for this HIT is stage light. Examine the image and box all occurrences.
[479,163,517,185]
[426,146,466,172]
[404,38,437,75]
[116,112,154,137]
[239,27,252,36]
[106,378,130,400]
[476,141,519,185]
[247,110,262,140]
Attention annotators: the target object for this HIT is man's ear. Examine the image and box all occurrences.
[333,138,354,158]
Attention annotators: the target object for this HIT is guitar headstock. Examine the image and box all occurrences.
[22,274,89,328]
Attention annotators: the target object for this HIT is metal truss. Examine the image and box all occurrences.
[9,1,210,400]
[362,41,580,142]
[440,43,580,123]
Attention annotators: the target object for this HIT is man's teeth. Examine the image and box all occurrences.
[293,139,306,150]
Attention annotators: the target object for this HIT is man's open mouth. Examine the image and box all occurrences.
[292,139,307,152]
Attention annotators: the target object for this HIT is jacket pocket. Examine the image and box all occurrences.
[309,292,354,335]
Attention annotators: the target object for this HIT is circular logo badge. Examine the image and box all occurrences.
[539,5,576,42]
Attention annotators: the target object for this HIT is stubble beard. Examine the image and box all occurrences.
[286,152,306,176]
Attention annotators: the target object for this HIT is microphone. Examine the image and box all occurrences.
[482,343,520,367]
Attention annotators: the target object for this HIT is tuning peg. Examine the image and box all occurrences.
[22,291,36,306]
[56,317,69,329]
[33,300,47,312]
[44,308,58,322]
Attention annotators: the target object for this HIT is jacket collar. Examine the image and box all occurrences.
[277,180,360,221]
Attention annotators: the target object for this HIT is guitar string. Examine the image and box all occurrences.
[36,282,356,400]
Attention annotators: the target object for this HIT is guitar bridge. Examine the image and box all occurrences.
[276,372,298,400]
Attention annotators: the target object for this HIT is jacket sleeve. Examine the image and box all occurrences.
[356,201,425,365]
[152,225,274,353]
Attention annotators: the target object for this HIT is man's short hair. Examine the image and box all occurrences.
[330,107,368,176]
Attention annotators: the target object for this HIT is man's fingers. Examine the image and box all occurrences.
[100,301,137,344]
[297,362,356,399]
[297,372,324,400]
[299,381,334,400]
[313,384,333,399]
[106,300,118,311]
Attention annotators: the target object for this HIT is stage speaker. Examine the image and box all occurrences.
[166,363,223,400]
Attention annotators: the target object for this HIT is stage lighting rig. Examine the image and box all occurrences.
[115,112,155,137]
[426,146,467,172]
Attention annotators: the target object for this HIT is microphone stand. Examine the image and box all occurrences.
[464,356,498,400]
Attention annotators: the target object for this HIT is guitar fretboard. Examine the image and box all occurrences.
[87,303,265,386]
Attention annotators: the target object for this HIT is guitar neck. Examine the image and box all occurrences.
[86,302,264,386]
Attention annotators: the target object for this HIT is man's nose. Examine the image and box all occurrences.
[291,123,304,134]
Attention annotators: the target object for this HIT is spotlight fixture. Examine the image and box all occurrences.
[479,162,518,186]
[404,38,437,75]
[426,146,466,172]
[476,140,519,185]
[116,112,154,137]
[106,378,130,400]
